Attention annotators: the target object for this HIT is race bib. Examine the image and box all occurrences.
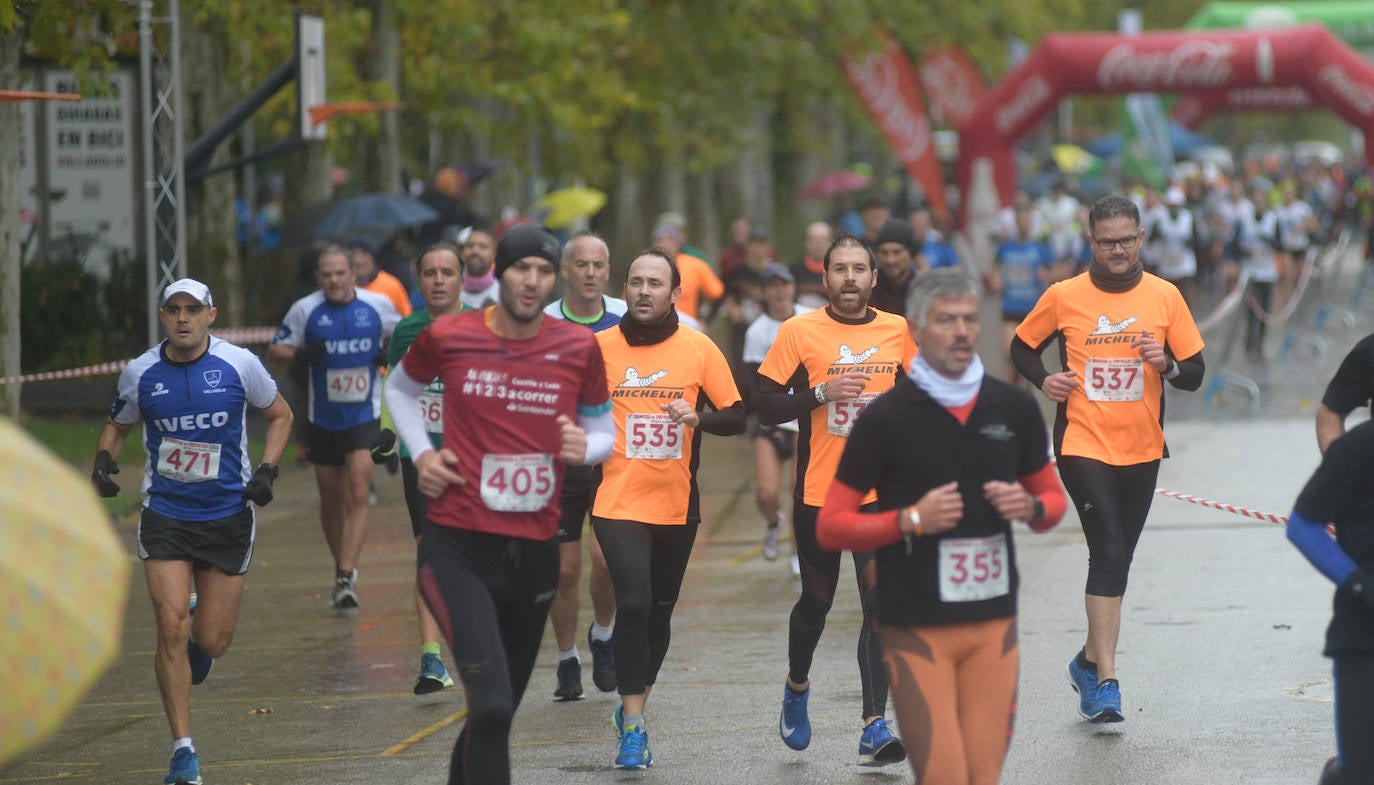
[938,534,1010,603]
[326,366,371,403]
[156,436,221,483]
[827,393,878,438]
[1084,357,1144,402]
[418,390,444,434]
[625,413,683,460]
[480,453,556,512]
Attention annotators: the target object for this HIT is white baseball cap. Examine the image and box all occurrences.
[1164,187,1186,206]
[161,278,214,307]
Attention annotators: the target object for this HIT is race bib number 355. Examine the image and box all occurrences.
[626,413,683,460]
[1084,357,1144,402]
[480,453,555,512]
[938,534,1009,603]
[157,436,221,483]
[326,366,371,403]
[827,393,878,438]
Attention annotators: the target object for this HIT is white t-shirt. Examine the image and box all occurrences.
[460,281,500,310]
[744,304,812,432]
[1277,200,1315,253]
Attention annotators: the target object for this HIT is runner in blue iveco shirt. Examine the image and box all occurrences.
[269,244,400,610]
[93,278,292,785]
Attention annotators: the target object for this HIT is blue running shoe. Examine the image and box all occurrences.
[614,726,653,770]
[187,639,213,686]
[779,683,811,751]
[1092,679,1124,723]
[1067,652,1099,720]
[163,747,202,785]
[858,717,906,766]
[414,652,454,695]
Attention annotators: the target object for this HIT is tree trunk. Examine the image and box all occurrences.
[181,16,243,324]
[356,0,401,193]
[0,21,27,416]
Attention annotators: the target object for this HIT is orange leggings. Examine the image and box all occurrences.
[881,617,1018,785]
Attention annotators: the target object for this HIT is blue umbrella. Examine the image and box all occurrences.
[1083,121,1220,159]
[309,193,439,240]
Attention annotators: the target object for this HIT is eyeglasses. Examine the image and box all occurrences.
[1092,235,1139,252]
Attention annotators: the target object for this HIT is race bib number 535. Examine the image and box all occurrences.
[480,453,555,512]
[626,413,683,460]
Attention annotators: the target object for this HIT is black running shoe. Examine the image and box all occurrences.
[554,658,584,701]
[587,625,617,693]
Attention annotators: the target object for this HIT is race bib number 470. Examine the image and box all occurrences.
[326,366,371,402]
[938,534,1009,603]
[1084,357,1143,402]
[156,436,221,483]
[480,453,555,512]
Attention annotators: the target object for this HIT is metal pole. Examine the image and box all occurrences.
[169,0,187,287]
[139,0,157,344]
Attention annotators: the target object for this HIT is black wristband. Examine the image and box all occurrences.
[1031,497,1046,521]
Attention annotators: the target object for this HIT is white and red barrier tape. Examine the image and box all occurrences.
[0,326,278,386]
[1156,487,1335,535]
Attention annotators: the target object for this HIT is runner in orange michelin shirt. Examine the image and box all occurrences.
[756,233,917,766]
[1011,194,1205,723]
[817,268,1067,785]
[592,247,746,770]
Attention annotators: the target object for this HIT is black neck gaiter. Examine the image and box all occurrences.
[618,307,680,346]
[1089,258,1143,293]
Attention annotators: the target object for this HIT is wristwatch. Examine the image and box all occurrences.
[1162,357,1180,380]
[907,507,922,535]
[814,384,828,404]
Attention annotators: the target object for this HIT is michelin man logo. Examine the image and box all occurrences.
[835,344,880,364]
[1090,315,1138,335]
[619,367,669,388]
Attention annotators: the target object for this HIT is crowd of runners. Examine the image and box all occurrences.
[89,166,1373,785]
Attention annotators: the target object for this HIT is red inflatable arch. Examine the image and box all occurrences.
[957,24,1374,228]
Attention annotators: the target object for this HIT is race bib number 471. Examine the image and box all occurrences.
[480,453,555,512]
[157,436,221,483]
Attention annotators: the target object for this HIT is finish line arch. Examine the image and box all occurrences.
[956,24,1374,228]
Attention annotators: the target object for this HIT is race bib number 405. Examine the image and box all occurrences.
[827,393,878,438]
[1084,357,1143,402]
[326,366,371,403]
[156,436,221,483]
[480,453,555,512]
[626,413,683,460]
[938,534,1009,603]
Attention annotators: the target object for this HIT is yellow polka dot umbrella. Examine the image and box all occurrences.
[0,417,130,766]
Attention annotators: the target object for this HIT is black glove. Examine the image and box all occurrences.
[92,449,121,498]
[370,428,400,473]
[241,463,278,506]
[1340,567,1374,611]
[374,346,389,368]
[295,341,326,366]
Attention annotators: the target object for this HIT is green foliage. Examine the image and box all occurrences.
[20,251,147,372]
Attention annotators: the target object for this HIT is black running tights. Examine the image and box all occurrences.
[417,522,557,785]
[789,501,888,719]
[1057,456,1160,597]
[591,516,698,696]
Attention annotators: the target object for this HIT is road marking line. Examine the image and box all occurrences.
[382,708,468,756]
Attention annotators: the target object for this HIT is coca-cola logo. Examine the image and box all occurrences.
[1318,63,1374,116]
[921,52,978,124]
[1097,41,1235,90]
[994,74,1050,136]
[847,47,932,162]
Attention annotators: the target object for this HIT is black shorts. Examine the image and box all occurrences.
[138,506,255,576]
[305,420,380,466]
[556,464,603,543]
[752,422,796,461]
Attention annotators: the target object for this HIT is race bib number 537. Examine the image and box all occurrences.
[827,393,878,437]
[1084,357,1143,402]
[480,453,555,512]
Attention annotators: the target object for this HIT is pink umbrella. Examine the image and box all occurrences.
[800,170,873,199]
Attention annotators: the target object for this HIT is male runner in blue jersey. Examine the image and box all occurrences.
[269,245,401,609]
[93,278,292,785]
